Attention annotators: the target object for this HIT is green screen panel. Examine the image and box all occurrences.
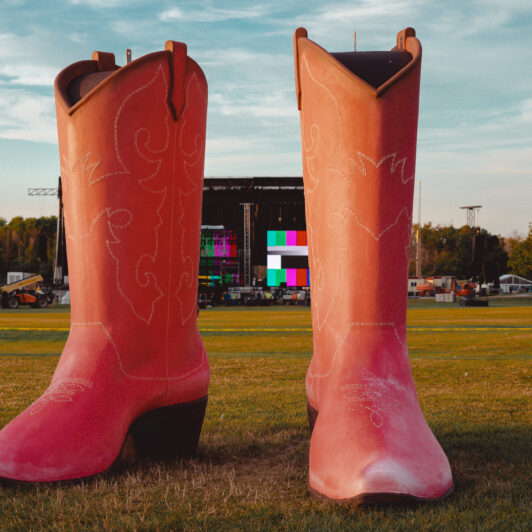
[267,268,287,287]
[267,268,277,286]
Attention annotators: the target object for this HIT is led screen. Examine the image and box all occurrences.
[199,273,239,285]
[199,228,239,286]
[267,230,309,287]
[200,230,237,258]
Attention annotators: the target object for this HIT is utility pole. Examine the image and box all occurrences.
[53,176,66,285]
[415,180,422,276]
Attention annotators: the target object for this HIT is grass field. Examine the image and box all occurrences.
[0,299,531,530]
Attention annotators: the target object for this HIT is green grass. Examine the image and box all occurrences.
[0,302,531,530]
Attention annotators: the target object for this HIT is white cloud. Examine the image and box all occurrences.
[196,47,290,67]
[420,98,532,155]
[317,0,416,21]
[68,0,130,7]
[519,98,532,122]
[159,7,184,21]
[0,88,56,143]
[206,136,268,155]
[68,33,88,44]
[210,89,296,119]
[159,5,276,23]
[0,64,56,86]
[287,0,420,49]
[217,103,295,118]
[0,32,24,59]
[205,149,300,176]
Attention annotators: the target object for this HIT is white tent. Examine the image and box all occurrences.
[499,274,532,293]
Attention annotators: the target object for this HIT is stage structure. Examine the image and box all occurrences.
[201,177,307,287]
[33,176,307,288]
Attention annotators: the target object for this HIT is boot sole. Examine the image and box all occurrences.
[0,395,208,485]
[306,402,454,505]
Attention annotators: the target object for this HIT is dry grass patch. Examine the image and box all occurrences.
[407,306,532,327]
[0,311,71,330]
[0,305,531,530]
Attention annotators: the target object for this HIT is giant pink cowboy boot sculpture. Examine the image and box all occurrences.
[0,41,209,482]
[294,27,453,503]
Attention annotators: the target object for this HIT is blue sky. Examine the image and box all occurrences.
[0,0,531,236]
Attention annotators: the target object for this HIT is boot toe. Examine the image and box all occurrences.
[0,407,114,483]
[310,452,453,503]
[356,456,453,501]
[308,395,454,502]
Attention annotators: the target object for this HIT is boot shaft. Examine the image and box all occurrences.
[54,42,207,378]
[294,29,421,333]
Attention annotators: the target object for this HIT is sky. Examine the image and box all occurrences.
[0,0,531,237]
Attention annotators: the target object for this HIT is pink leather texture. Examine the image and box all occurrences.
[294,27,453,502]
[0,41,209,482]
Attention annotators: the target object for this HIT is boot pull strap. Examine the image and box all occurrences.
[91,51,116,71]
[396,27,416,50]
[165,40,187,121]
[293,27,308,111]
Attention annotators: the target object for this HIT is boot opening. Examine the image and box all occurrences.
[67,71,115,105]
[331,51,412,89]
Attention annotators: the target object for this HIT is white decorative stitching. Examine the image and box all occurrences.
[105,66,170,324]
[69,322,205,381]
[299,52,345,332]
[308,322,403,380]
[342,151,415,186]
[164,102,178,386]
[341,206,410,242]
[178,73,205,197]
[60,62,209,386]
[30,378,94,415]
[300,52,343,164]
[61,152,103,189]
[87,64,169,188]
[62,64,171,325]
[342,383,384,428]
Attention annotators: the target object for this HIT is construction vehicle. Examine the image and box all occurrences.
[452,279,488,306]
[0,274,54,309]
[416,282,436,297]
[453,280,477,297]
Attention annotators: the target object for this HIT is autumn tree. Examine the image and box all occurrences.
[410,223,508,282]
[508,227,532,280]
[0,216,57,283]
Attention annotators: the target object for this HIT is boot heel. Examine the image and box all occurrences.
[129,396,208,459]
[307,402,318,434]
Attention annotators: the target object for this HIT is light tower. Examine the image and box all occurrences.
[28,176,66,285]
[460,205,482,228]
[460,205,483,280]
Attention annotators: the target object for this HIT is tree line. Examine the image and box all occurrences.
[0,216,531,285]
[0,216,58,283]
[410,223,532,283]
